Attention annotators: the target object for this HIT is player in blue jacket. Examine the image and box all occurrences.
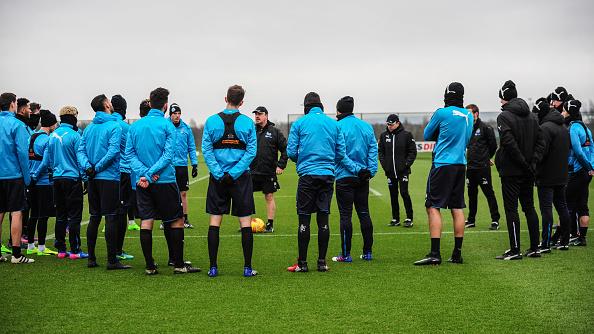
[33,105,86,259]
[415,82,473,266]
[331,96,378,263]
[562,99,593,246]
[169,103,198,229]
[126,87,199,275]
[202,85,257,278]
[78,94,127,270]
[286,92,347,273]
[26,110,59,256]
[0,92,34,264]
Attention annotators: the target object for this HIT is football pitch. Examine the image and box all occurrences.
[1,153,593,333]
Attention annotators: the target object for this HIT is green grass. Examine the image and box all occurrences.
[1,153,593,333]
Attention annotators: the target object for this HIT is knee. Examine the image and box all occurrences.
[265,193,274,203]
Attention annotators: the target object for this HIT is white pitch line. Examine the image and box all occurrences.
[189,174,210,185]
[46,220,90,240]
[369,187,382,196]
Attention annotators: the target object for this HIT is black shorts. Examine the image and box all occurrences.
[88,179,120,216]
[566,169,592,217]
[425,164,466,209]
[296,175,335,214]
[252,174,280,194]
[29,185,56,218]
[175,166,190,192]
[0,179,27,213]
[119,173,135,210]
[53,178,83,222]
[136,182,183,223]
[206,172,255,217]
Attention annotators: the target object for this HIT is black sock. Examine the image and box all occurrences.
[184,214,188,222]
[454,237,463,255]
[105,216,118,264]
[170,227,185,268]
[241,227,253,268]
[27,217,38,244]
[208,226,220,267]
[163,224,174,262]
[12,245,21,257]
[117,213,127,254]
[317,212,330,261]
[431,238,441,255]
[139,229,154,268]
[298,214,311,262]
[37,217,48,246]
[580,226,588,238]
[267,219,273,228]
[87,216,101,260]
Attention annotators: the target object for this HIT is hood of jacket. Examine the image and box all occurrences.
[540,110,565,126]
[501,98,530,117]
[92,111,116,124]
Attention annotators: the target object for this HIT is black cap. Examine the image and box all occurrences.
[564,99,582,117]
[336,96,354,114]
[252,106,268,114]
[532,97,549,114]
[550,87,569,102]
[40,109,57,127]
[444,82,464,99]
[169,103,181,115]
[499,80,518,101]
[386,114,400,124]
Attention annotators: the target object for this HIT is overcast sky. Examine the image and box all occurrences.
[1,0,593,123]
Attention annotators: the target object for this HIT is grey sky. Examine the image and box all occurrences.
[1,0,593,123]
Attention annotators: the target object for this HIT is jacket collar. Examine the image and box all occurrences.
[308,107,323,115]
[148,109,165,117]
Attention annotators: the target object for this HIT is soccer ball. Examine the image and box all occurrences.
[251,218,266,233]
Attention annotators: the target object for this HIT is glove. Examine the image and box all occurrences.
[85,166,96,179]
[191,165,198,178]
[221,172,234,186]
[357,169,372,182]
[82,181,89,195]
[29,176,37,187]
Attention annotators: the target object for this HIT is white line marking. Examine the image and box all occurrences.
[46,220,89,240]
[369,187,382,196]
[189,174,210,185]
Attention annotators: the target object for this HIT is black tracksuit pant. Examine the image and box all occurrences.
[53,179,83,253]
[501,176,540,252]
[388,175,413,221]
[467,167,500,224]
[336,178,374,256]
[537,185,571,247]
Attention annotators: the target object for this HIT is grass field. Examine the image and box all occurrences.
[1,153,593,333]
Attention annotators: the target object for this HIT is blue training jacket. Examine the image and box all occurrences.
[77,111,121,181]
[335,114,378,180]
[172,119,198,167]
[568,121,594,173]
[0,111,31,185]
[35,123,83,180]
[29,130,52,185]
[125,109,177,184]
[202,109,257,180]
[287,107,347,177]
[114,113,131,174]
[424,106,473,167]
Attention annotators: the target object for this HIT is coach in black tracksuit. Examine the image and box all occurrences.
[378,114,417,227]
[494,80,544,260]
[465,104,500,230]
[532,98,571,251]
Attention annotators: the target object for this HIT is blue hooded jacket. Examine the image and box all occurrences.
[172,119,198,167]
[77,111,121,181]
[34,123,83,180]
[568,121,594,173]
[28,130,52,185]
[125,109,177,184]
[113,113,131,174]
[202,109,257,180]
[0,111,31,185]
[424,106,473,167]
[287,107,347,177]
[335,114,378,180]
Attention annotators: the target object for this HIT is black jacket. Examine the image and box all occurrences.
[250,121,288,175]
[378,126,417,177]
[495,98,544,178]
[536,110,570,186]
[467,118,497,169]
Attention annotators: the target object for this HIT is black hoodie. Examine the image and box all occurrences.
[249,121,288,175]
[536,110,570,186]
[378,125,417,177]
[467,118,497,169]
[494,98,544,177]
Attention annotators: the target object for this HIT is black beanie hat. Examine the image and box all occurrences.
[550,87,569,102]
[444,82,464,108]
[169,103,181,115]
[532,97,549,113]
[40,109,57,127]
[303,92,323,114]
[336,96,354,114]
[499,80,518,101]
[564,99,582,117]
[111,95,127,118]
[386,114,400,124]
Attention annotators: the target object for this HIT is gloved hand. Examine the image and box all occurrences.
[82,181,89,195]
[357,169,372,182]
[29,176,37,187]
[192,165,198,178]
[85,166,96,179]
[221,172,234,186]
